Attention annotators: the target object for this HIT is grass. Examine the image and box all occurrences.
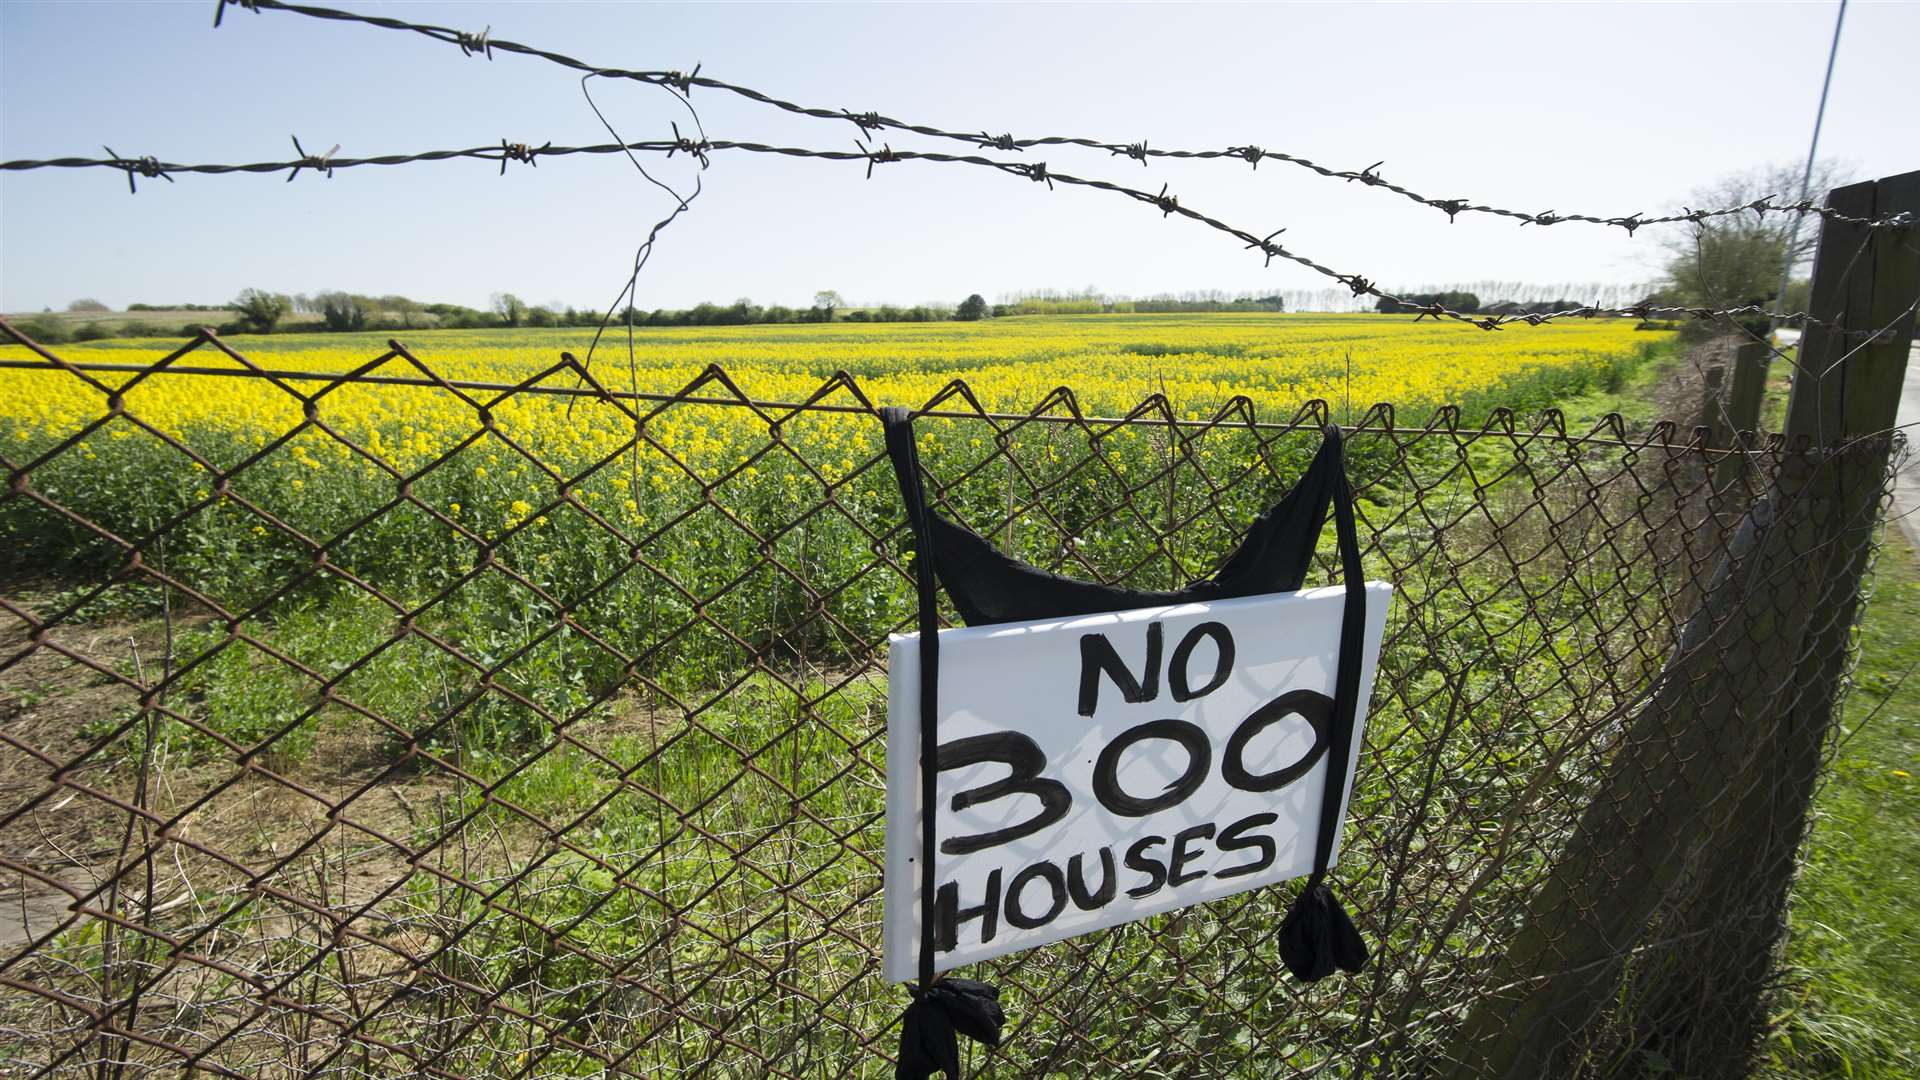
[1763,533,1920,1079]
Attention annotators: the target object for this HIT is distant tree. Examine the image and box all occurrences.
[812,290,843,322]
[315,291,372,332]
[13,317,73,344]
[233,288,292,333]
[66,298,110,313]
[1779,278,1811,314]
[491,292,526,328]
[1658,159,1850,313]
[1375,290,1481,315]
[1524,299,1584,316]
[424,301,488,328]
[956,294,988,321]
[380,295,423,329]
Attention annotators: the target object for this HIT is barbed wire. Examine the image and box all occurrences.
[0,0,1906,341]
[1,0,1909,340]
[206,0,1915,238]
[2,139,1895,339]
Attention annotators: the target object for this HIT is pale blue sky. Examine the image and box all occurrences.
[3,1,1917,314]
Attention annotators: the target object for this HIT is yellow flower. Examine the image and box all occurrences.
[510,499,532,516]
[1895,769,1912,779]
[474,465,488,479]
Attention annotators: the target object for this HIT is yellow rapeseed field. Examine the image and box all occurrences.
[2,313,1663,469]
[0,315,1683,1079]
[0,311,1667,706]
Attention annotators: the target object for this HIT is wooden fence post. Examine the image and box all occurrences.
[1713,339,1771,491]
[1696,363,1726,445]
[1724,340,1769,437]
[1440,170,1919,1079]
[1624,168,1920,1076]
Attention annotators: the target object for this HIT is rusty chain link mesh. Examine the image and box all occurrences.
[0,326,1902,1079]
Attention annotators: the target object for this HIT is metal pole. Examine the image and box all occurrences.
[1769,0,1848,335]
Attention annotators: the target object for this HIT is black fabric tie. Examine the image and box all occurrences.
[1277,427,1371,983]
[1279,878,1369,982]
[884,408,1007,1078]
[895,978,1006,1080]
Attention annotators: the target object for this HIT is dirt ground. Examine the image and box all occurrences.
[0,583,463,958]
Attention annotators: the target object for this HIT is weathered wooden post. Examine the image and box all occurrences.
[1626,168,1920,1076]
[1713,339,1772,492]
[1724,339,1769,437]
[1440,169,1918,1079]
[1696,363,1726,446]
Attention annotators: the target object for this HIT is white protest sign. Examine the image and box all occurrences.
[883,583,1392,981]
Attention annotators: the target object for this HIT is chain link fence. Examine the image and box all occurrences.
[0,329,1902,1078]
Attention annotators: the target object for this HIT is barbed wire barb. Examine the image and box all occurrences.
[100,145,171,194]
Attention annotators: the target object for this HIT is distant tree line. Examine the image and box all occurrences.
[12,288,1005,342]
[1374,291,1595,317]
[993,289,1286,316]
[11,273,1686,347]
